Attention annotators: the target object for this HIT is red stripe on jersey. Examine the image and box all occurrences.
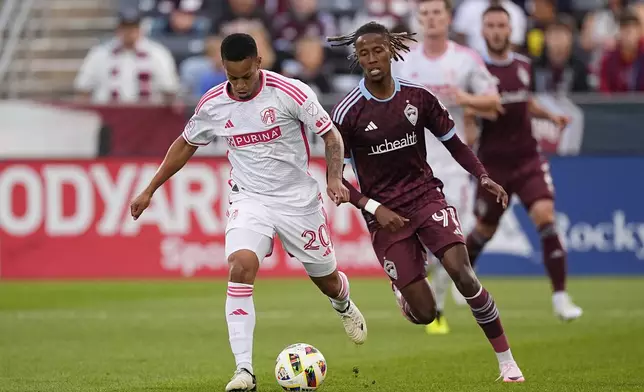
[316,121,332,135]
[182,130,209,146]
[300,122,311,167]
[195,91,223,114]
[266,75,308,101]
[267,82,304,105]
[196,83,225,108]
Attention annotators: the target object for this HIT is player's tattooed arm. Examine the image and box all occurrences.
[130,136,197,220]
[322,127,350,204]
[528,98,570,131]
[322,127,345,180]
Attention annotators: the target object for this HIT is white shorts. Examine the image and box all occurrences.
[224,198,337,278]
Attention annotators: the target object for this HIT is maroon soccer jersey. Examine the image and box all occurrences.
[332,77,456,220]
[478,53,539,164]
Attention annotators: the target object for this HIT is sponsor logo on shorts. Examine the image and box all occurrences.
[383,259,398,280]
[226,126,282,148]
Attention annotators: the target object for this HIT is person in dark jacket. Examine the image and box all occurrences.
[531,16,589,93]
[599,9,644,93]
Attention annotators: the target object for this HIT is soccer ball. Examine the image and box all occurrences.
[275,343,327,391]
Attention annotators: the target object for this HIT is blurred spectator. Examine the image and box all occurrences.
[525,0,557,57]
[212,0,276,69]
[149,0,210,37]
[281,36,333,93]
[351,0,411,32]
[453,0,527,55]
[273,0,335,55]
[180,35,227,99]
[532,16,590,93]
[213,0,271,35]
[580,0,628,68]
[261,0,291,15]
[599,10,644,92]
[74,10,179,104]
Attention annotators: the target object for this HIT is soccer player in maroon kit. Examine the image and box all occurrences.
[327,22,524,382]
[464,5,583,321]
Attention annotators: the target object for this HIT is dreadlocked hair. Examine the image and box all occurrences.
[327,22,417,69]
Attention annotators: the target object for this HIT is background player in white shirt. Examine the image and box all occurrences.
[396,0,502,335]
[129,33,367,392]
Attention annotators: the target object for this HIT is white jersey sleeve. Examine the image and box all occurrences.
[182,86,226,146]
[285,80,333,138]
[468,55,499,95]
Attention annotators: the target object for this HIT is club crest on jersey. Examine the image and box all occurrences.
[305,102,319,116]
[383,259,398,280]
[260,107,277,125]
[404,103,418,126]
[517,66,530,86]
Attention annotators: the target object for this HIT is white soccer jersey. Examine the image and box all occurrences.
[183,70,332,215]
[395,41,497,175]
[396,41,497,138]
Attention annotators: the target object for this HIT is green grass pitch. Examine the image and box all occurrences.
[1,278,643,391]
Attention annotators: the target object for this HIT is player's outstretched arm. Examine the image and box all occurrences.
[340,165,409,232]
[322,127,350,204]
[441,134,508,208]
[528,98,570,131]
[130,136,197,220]
[457,91,504,113]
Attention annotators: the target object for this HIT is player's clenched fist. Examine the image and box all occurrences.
[374,205,410,233]
[130,191,152,220]
[327,178,350,206]
[480,175,509,209]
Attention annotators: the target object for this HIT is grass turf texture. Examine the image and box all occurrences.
[1,278,643,392]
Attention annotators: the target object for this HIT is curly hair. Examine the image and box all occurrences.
[327,22,417,69]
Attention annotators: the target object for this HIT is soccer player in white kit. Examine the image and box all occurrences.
[395,0,502,335]
[130,33,367,392]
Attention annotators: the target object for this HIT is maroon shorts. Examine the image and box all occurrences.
[475,158,554,225]
[371,194,465,289]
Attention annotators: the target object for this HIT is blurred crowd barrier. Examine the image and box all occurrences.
[1,96,644,279]
[2,94,644,159]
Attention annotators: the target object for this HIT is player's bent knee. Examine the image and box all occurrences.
[412,302,437,325]
[227,250,260,284]
[529,199,555,227]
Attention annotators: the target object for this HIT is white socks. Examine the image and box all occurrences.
[496,348,515,365]
[226,282,255,374]
[431,263,452,314]
[329,271,350,312]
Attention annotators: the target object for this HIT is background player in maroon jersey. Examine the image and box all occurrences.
[461,5,583,321]
[327,22,524,382]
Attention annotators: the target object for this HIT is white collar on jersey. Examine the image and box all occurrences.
[482,51,515,66]
[358,77,401,102]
